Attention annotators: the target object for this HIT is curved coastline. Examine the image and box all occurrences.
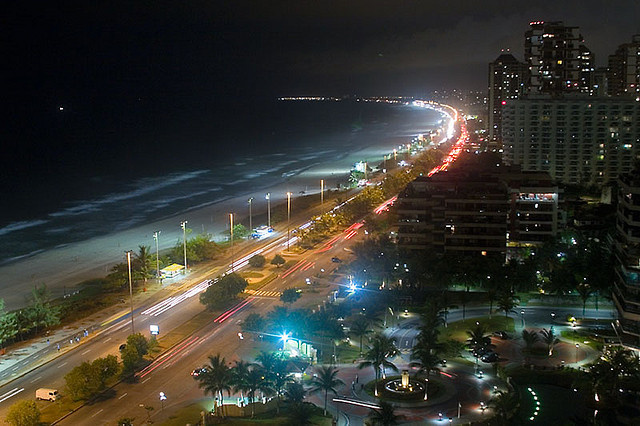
[0,104,444,310]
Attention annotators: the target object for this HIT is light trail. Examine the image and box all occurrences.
[333,397,380,410]
[213,297,254,323]
[136,335,200,379]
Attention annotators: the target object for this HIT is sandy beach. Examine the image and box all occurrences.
[0,138,417,311]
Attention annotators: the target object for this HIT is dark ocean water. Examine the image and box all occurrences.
[0,100,442,264]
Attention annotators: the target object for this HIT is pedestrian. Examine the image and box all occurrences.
[46,338,49,345]
[57,344,60,351]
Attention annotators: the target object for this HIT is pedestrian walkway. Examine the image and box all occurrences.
[244,289,282,298]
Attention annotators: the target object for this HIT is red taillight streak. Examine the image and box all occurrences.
[137,335,200,378]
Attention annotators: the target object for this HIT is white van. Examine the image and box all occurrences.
[36,388,58,401]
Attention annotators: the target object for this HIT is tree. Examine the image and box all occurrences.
[245,365,271,418]
[197,354,232,418]
[539,328,560,357]
[280,288,301,306]
[134,245,153,284]
[65,355,119,401]
[410,338,441,400]
[359,334,399,396]
[256,351,292,413]
[466,323,493,371]
[116,418,134,426]
[231,224,250,239]
[24,284,60,335]
[366,401,403,426]
[521,329,539,364]
[496,291,520,318]
[230,359,253,405]
[489,390,519,424]
[242,313,265,335]
[6,400,40,426]
[576,282,593,318]
[589,346,640,402]
[271,254,286,268]
[285,382,306,405]
[310,365,344,416]
[0,311,18,348]
[350,315,373,353]
[200,273,248,310]
[248,254,266,268]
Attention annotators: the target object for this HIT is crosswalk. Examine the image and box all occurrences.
[244,289,281,298]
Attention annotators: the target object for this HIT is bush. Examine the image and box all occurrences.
[249,255,266,268]
[6,400,40,426]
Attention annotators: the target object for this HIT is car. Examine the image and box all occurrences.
[481,352,499,363]
[119,344,127,351]
[493,331,509,339]
[331,257,342,263]
[191,367,209,377]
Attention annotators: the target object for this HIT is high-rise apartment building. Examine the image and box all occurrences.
[608,35,640,97]
[488,52,527,141]
[502,96,640,186]
[525,21,594,95]
[613,168,640,344]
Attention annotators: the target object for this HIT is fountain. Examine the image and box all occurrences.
[384,370,425,396]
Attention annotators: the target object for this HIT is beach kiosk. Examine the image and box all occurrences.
[160,263,184,279]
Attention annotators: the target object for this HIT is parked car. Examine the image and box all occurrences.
[331,257,342,263]
[191,367,209,378]
[481,351,499,363]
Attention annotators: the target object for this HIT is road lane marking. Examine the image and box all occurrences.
[81,349,91,355]
[91,409,104,418]
[30,376,42,384]
[0,388,24,403]
[142,378,151,384]
[118,392,128,400]
[104,337,112,343]
[57,362,68,369]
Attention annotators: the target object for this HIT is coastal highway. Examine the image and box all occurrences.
[57,218,364,424]
[0,206,364,423]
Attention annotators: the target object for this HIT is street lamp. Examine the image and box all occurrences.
[180,221,188,274]
[265,193,271,229]
[229,213,234,272]
[153,231,160,280]
[125,250,134,334]
[248,197,254,232]
[520,310,525,328]
[575,343,580,365]
[320,179,324,211]
[286,192,292,250]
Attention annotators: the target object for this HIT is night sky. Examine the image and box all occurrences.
[3,1,639,188]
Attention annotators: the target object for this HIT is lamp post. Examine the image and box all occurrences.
[180,221,188,274]
[229,213,234,272]
[287,192,292,250]
[575,343,580,365]
[153,231,160,280]
[125,250,134,334]
[320,179,324,211]
[248,197,254,233]
[265,193,271,229]
[520,310,525,328]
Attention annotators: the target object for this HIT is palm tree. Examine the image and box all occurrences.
[310,365,344,416]
[589,346,640,402]
[350,315,372,354]
[496,291,520,318]
[410,338,441,400]
[134,245,153,285]
[489,390,519,424]
[245,366,271,418]
[576,282,593,319]
[256,351,292,413]
[366,401,403,425]
[521,329,539,364]
[466,323,493,372]
[284,382,306,405]
[539,328,559,357]
[358,334,399,396]
[230,359,254,406]
[197,354,231,417]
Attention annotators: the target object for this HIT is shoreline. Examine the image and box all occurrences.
[0,131,431,311]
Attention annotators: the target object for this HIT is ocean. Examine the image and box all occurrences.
[0,100,442,265]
